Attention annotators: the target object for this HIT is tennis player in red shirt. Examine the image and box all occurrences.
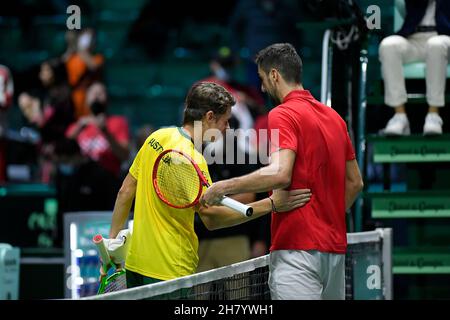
[202,43,364,300]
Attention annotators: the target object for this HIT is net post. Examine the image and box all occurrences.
[378,228,393,300]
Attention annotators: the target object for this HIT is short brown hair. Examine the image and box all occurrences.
[182,82,235,125]
[255,43,302,84]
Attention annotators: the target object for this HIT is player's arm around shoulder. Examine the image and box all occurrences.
[198,188,311,231]
[202,148,296,206]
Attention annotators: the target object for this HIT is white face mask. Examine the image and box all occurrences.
[78,33,92,51]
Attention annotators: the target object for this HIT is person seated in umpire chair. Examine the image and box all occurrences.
[379,0,450,136]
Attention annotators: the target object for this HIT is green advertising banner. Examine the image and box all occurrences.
[393,249,450,274]
[368,134,450,163]
[370,191,450,218]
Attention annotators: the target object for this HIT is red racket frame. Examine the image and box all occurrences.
[153,149,209,209]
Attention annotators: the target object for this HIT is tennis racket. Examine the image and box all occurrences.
[153,149,253,217]
[93,234,127,294]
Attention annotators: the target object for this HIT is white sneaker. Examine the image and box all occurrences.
[423,112,443,135]
[383,113,410,136]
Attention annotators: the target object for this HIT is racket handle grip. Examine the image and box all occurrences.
[93,234,111,268]
[221,197,253,217]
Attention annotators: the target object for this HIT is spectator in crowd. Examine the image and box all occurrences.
[66,28,105,119]
[61,30,79,63]
[18,58,74,183]
[202,47,266,155]
[0,65,14,183]
[19,59,74,144]
[380,0,450,135]
[205,47,266,120]
[65,82,130,180]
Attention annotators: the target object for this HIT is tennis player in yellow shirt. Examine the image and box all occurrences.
[107,82,311,288]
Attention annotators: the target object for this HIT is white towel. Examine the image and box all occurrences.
[103,229,132,265]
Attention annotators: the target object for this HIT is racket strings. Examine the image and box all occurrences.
[103,272,127,293]
[156,152,201,207]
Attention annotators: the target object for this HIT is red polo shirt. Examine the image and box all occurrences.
[268,90,355,254]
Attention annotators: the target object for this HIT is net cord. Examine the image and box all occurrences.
[81,229,389,300]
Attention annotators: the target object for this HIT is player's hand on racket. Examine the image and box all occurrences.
[98,260,123,282]
[98,260,108,282]
[270,189,312,212]
[201,180,228,207]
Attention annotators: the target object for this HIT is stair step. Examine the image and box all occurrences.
[393,247,450,274]
[106,63,158,87]
[367,134,450,163]
[367,191,450,218]
[108,92,185,129]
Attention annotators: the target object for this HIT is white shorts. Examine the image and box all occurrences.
[268,250,345,300]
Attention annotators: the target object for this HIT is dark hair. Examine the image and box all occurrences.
[42,58,68,86]
[255,43,302,84]
[182,82,235,125]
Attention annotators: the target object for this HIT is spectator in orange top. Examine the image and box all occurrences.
[66,28,104,119]
[61,30,78,63]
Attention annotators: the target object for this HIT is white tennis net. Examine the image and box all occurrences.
[82,228,392,300]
